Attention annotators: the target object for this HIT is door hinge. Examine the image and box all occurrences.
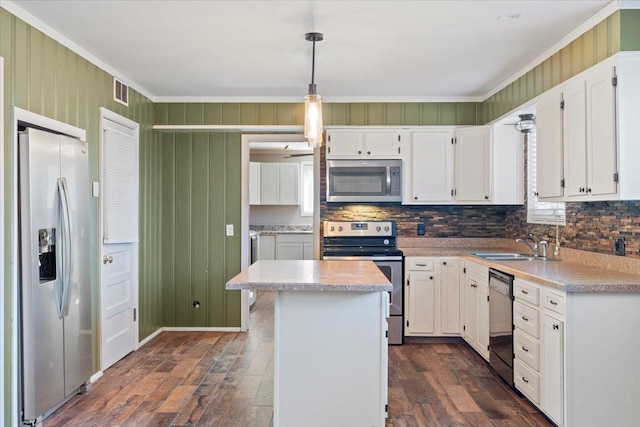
[560,178,565,188]
[560,100,565,110]
[397,134,401,142]
[463,267,466,274]
[451,189,457,197]
[487,345,490,351]
[327,134,331,142]
[463,325,466,331]
[133,308,137,322]
[385,330,388,338]
[385,404,389,413]
[406,320,410,327]
[612,76,618,87]
[327,146,331,153]
[614,172,619,182]
[398,147,401,154]
[487,295,490,302]
[512,324,516,330]
[407,279,410,286]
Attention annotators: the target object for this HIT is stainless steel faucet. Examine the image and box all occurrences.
[516,233,539,257]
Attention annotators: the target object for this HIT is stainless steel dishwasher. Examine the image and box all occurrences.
[489,268,514,386]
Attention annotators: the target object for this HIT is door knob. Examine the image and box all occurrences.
[108,256,113,263]
[103,255,109,264]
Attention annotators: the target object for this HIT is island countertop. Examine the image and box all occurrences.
[226,260,393,292]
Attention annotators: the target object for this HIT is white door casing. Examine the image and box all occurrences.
[99,108,139,371]
[0,55,5,425]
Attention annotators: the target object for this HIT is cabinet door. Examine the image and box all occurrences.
[463,277,477,345]
[279,163,299,205]
[440,259,460,334]
[407,272,436,334]
[303,242,314,260]
[363,131,400,157]
[408,131,453,203]
[257,235,276,260]
[249,162,261,205]
[563,79,587,198]
[276,242,304,260]
[586,65,617,197]
[260,163,279,204]
[536,90,565,198]
[326,131,362,157]
[541,314,564,425]
[454,127,491,202]
[477,284,490,359]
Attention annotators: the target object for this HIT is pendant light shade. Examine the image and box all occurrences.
[514,113,536,133]
[304,32,324,148]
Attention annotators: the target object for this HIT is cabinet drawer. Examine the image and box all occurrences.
[407,258,434,271]
[514,301,539,338]
[276,233,313,243]
[514,279,539,306]
[514,359,540,405]
[514,330,540,370]
[543,291,565,316]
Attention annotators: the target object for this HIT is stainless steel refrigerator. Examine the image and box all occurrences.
[19,127,93,424]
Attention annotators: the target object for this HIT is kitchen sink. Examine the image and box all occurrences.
[472,252,539,261]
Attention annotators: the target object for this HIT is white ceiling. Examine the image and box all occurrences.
[6,0,614,102]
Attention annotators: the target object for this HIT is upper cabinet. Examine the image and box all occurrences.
[537,54,640,202]
[326,129,403,159]
[259,162,300,205]
[403,125,523,205]
[249,161,261,205]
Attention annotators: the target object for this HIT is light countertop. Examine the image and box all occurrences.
[226,260,393,292]
[401,246,640,293]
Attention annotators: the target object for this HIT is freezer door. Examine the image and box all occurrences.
[60,134,93,396]
[19,129,65,420]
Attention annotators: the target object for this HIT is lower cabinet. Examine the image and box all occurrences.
[541,312,564,425]
[257,235,276,260]
[461,260,489,360]
[275,234,313,260]
[404,257,461,337]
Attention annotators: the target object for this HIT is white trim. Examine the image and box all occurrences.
[11,108,87,427]
[0,55,5,427]
[153,95,483,103]
[98,109,140,371]
[154,125,304,131]
[162,327,243,332]
[89,371,104,384]
[137,328,163,348]
[482,1,621,100]
[1,0,156,102]
[620,0,640,8]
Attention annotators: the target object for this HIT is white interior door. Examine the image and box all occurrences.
[100,109,139,370]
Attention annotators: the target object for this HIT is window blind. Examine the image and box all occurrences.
[527,130,566,225]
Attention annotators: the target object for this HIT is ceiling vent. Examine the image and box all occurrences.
[113,77,129,106]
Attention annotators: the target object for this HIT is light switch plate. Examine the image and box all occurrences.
[226,224,234,236]
[92,181,100,197]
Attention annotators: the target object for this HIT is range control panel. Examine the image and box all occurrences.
[323,221,396,237]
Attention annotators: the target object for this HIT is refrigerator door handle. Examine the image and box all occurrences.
[58,177,73,317]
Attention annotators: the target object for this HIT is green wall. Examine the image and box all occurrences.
[159,131,242,328]
[1,8,162,423]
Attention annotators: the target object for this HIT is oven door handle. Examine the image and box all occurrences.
[322,255,403,261]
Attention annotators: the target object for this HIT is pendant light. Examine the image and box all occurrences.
[514,113,536,133]
[304,32,324,148]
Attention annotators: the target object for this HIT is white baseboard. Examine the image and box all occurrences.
[162,327,242,332]
[137,327,163,349]
[89,371,104,384]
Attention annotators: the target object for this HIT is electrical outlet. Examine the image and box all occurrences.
[417,223,425,236]
[615,238,625,256]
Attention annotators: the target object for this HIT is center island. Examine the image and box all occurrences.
[226,260,393,427]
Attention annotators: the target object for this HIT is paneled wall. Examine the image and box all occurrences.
[154,102,482,126]
[0,9,161,410]
[158,131,242,328]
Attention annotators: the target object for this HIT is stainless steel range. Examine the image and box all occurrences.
[322,220,403,345]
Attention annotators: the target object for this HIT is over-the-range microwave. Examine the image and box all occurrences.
[326,159,402,203]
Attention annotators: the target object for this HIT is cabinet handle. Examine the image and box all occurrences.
[484,195,489,200]
[415,263,427,267]
[553,324,559,330]
[414,196,418,200]
[429,276,434,280]
[358,150,362,154]
[549,299,558,305]
[522,376,529,384]
[522,316,529,322]
[471,284,478,288]
[442,261,447,266]
[522,346,529,352]
[586,188,592,193]
[521,289,529,295]
[579,187,585,193]
[367,151,371,155]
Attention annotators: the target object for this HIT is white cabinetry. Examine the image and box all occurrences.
[513,278,542,405]
[276,234,313,260]
[249,161,261,205]
[326,129,403,159]
[257,235,276,260]
[404,257,461,337]
[461,260,489,360]
[537,54,640,201]
[259,163,299,205]
[454,127,491,202]
[404,129,454,204]
[541,310,564,425]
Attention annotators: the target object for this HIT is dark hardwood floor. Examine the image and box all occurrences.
[44,292,551,426]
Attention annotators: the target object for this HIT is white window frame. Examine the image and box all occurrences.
[527,130,566,225]
[300,161,314,217]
